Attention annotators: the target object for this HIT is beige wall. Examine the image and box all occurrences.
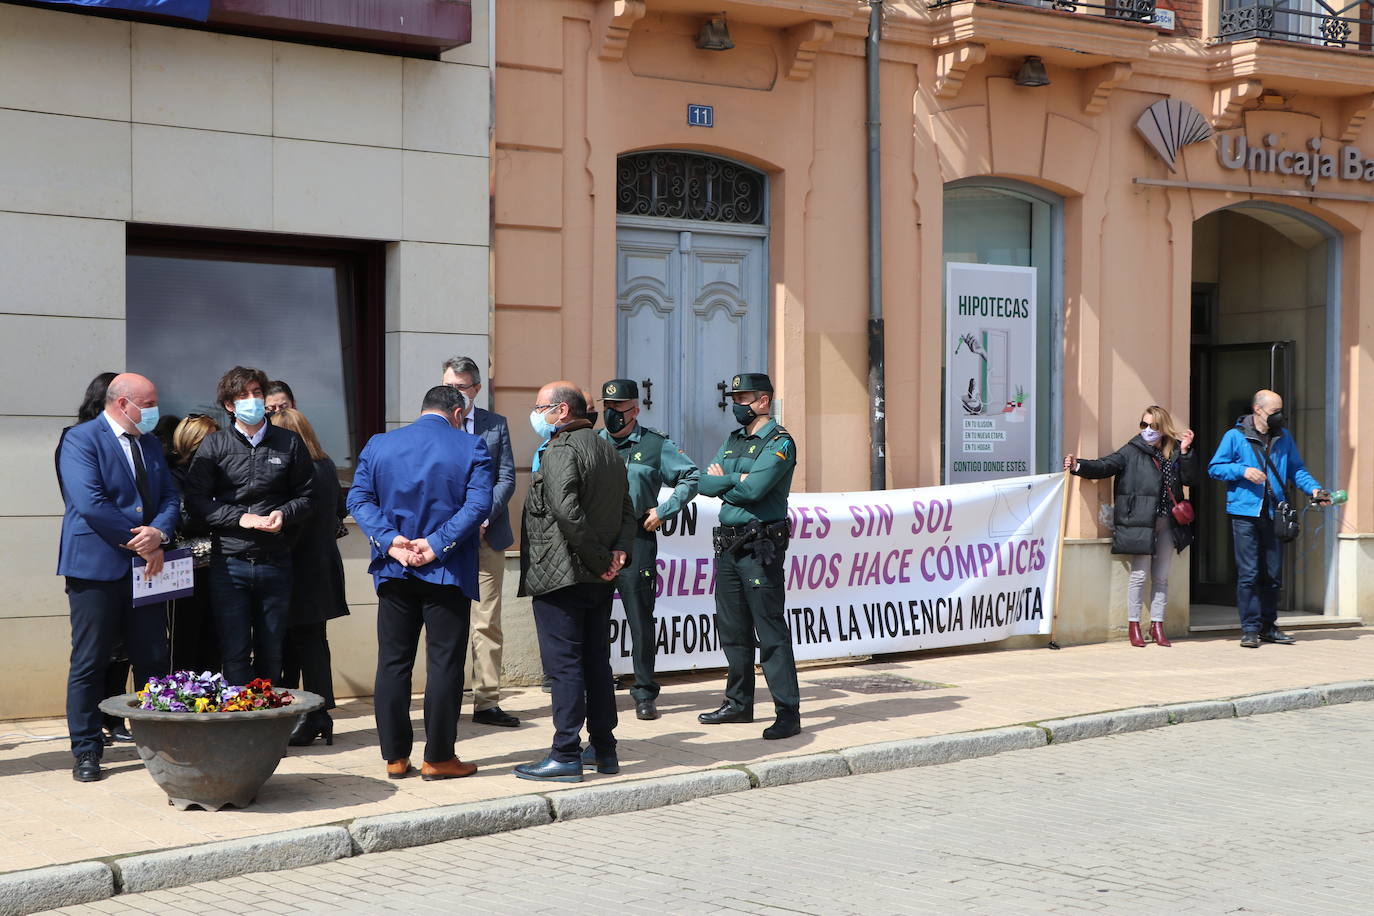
[0,3,492,719]
[492,0,1374,650]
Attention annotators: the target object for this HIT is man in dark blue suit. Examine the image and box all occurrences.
[442,356,518,727]
[347,385,494,781]
[57,373,179,782]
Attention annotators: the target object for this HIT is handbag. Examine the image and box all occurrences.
[173,535,213,569]
[1249,442,1300,543]
[1150,456,1195,526]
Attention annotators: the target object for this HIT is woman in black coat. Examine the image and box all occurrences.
[1065,405,1196,648]
[270,408,350,746]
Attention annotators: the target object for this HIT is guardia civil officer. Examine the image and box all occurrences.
[697,373,800,740]
[597,379,699,721]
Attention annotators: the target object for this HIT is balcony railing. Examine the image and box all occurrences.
[928,0,1158,25]
[1218,0,1374,50]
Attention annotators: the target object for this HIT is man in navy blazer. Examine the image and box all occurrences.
[56,373,179,782]
[442,356,518,727]
[347,385,494,780]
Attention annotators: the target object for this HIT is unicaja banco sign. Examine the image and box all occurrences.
[1219,133,1374,189]
[1136,98,1374,190]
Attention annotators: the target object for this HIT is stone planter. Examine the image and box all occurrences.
[99,691,324,811]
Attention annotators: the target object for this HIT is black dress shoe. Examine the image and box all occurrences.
[541,676,553,694]
[1260,627,1296,644]
[288,711,334,747]
[72,751,103,783]
[579,745,621,775]
[698,701,753,725]
[473,706,521,727]
[1240,632,1260,648]
[763,708,802,740]
[514,755,583,782]
[635,699,660,721]
[104,723,133,744]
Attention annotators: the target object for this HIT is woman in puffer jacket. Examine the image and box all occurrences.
[1064,405,1197,647]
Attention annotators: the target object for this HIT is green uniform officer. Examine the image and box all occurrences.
[598,379,700,721]
[697,372,801,740]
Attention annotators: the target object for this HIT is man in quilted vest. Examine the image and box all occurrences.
[516,381,635,782]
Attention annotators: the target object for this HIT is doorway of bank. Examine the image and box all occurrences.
[614,152,770,468]
[1189,204,1339,627]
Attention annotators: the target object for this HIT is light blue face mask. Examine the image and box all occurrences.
[234,397,266,426]
[529,408,557,439]
[125,403,160,436]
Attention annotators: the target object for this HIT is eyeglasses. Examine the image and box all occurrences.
[532,403,562,414]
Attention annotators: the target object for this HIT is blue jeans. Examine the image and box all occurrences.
[209,555,292,686]
[1231,515,1283,634]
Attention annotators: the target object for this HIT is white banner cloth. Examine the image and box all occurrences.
[609,473,1067,675]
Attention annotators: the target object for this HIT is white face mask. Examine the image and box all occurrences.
[1141,427,1163,445]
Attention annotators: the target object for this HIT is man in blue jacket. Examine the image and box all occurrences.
[57,373,179,782]
[347,386,493,780]
[442,357,519,727]
[1208,389,1326,648]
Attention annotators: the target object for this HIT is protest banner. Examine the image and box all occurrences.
[609,473,1067,675]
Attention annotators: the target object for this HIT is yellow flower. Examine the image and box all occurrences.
[194,697,211,713]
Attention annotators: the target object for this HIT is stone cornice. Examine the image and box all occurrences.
[1205,39,1374,95]
[911,1,1161,65]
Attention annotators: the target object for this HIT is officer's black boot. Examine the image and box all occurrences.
[762,707,801,740]
[698,701,754,724]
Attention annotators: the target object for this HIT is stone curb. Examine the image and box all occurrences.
[1320,680,1374,705]
[349,795,552,854]
[1232,687,1323,717]
[549,768,752,821]
[114,826,353,895]
[8,679,1372,913]
[0,862,112,916]
[840,726,1047,774]
[744,752,851,788]
[1040,706,1172,743]
[1161,700,1236,724]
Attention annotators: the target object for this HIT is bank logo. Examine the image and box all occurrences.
[1136,99,1213,172]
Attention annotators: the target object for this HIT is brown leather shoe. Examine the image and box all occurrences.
[386,758,414,779]
[421,757,478,781]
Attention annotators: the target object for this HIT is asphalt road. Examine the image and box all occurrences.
[47,702,1373,915]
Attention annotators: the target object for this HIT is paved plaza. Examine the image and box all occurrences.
[42,700,1373,915]
[1,628,1371,877]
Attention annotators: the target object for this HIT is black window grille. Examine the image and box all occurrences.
[616,152,765,225]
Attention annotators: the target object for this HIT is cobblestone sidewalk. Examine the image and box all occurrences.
[2,627,1370,876]
[47,701,1374,915]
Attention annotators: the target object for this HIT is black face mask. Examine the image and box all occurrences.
[1265,410,1286,433]
[585,410,599,427]
[604,406,630,434]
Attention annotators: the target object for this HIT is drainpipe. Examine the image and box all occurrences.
[866,0,887,491]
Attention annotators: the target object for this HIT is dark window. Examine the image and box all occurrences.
[125,228,384,474]
[617,152,766,225]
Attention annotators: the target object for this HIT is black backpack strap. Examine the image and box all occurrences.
[1247,440,1291,503]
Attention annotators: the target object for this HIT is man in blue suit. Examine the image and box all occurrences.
[57,373,179,782]
[347,385,494,780]
[442,356,518,727]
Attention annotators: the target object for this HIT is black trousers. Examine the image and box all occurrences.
[714,548,800,714]
[374,577,470,763]
[66,575,169,758]
[616,532,659,702]
[533,581,618,763]
[281,622,335,709]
